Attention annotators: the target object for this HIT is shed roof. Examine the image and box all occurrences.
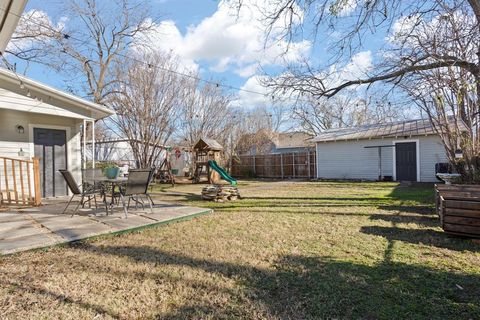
[193,138,223,151]
[273,131,314,149]
[313,118,465,143]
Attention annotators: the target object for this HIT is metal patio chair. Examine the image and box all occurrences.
[59,169,107,217]
[118,169,155,218]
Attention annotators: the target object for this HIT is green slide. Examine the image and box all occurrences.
[208,160,237,186]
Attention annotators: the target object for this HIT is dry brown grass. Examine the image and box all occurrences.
[0,180,479,319]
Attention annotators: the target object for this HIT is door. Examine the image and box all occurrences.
[34,128,68,197]
[395,142,417,181]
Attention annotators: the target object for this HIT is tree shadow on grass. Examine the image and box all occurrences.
[369,213,439,228]
[377,205,434,215]
[387,185,435,204]
[77,243,480,319]
[360,225,479,252]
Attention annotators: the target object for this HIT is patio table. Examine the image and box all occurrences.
[87,177,128,214]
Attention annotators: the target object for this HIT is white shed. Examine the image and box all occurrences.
[314,119,452,182]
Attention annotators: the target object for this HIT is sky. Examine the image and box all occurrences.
[6,0,383,110]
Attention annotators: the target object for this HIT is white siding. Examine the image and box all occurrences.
[315,135,447,182]
[418,135,448,182]
[0,109,83,196]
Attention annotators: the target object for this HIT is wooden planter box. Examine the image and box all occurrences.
[435,184,480,238]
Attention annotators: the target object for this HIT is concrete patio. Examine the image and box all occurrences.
[0,197,213,255]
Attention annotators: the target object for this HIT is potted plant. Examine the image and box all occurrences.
[104,163,120,179]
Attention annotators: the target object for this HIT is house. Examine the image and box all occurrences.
[0,0,113,204]
[271,131,315,154]
[313,119,451,182]
[238,131,314,155]
[0,68,114,199]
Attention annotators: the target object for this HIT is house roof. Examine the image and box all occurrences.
[312,118,464,143]
[273,131,314,149]
[0,68,114,120]
[0,0,28,53]
[194,138,223,151]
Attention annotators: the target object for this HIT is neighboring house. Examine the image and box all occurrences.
[239,131,314,155]
[0,68,114,198]
[271,132,315,154]
[313,119,450,182]
[86,139,167,169]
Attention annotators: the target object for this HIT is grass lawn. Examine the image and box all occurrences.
[1,180,479,319]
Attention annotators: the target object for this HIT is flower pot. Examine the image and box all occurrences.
[105,167,119,179]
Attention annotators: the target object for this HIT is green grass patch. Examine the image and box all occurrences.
[0,180,478,319]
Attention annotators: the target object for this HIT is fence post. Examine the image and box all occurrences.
[253,155,256,176]
[280,153,284,179]
[32,157,42,206]
[307,150,311,179]
[292,153,295,178]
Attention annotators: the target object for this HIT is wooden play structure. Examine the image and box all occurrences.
[154,147,175,186]
[192,138,223,183]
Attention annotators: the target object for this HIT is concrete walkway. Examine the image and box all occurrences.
[0,199,212,255]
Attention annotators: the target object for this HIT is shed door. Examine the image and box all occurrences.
[395,142,417,181]
[34,128,68,197]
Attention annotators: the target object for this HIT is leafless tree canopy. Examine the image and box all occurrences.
[108,52,182,168]
[292,92,401,135]
[177,79,233,150]
[8,0,155,104]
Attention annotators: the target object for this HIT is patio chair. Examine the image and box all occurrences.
[118,169,154,218]
[82,168,105,202]
[59,170,107,217]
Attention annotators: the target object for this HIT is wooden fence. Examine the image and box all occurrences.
[0,157,41,206]
[232,152,316,179]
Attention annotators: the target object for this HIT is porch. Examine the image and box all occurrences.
[0,196,212,255]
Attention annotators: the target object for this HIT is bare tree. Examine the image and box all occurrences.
[292,93,401,135]
[8,0,155,103]
[177,78,233,150]
[108,52,182,168]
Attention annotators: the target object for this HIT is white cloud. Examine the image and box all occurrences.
[235,75,271,108]
[133,19,199,73]
[326,50,373,87]
[137,0,311,77]
[234,74,296,109]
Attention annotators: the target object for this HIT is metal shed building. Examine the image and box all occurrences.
[313,119,451,182]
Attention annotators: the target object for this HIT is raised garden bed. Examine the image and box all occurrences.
[435,184,480,238]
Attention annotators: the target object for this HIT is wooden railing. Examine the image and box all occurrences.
[0,156,41,206]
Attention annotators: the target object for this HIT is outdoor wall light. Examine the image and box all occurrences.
[16,125,25,134]
[455,149,463,159]
[18,148,25,157]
